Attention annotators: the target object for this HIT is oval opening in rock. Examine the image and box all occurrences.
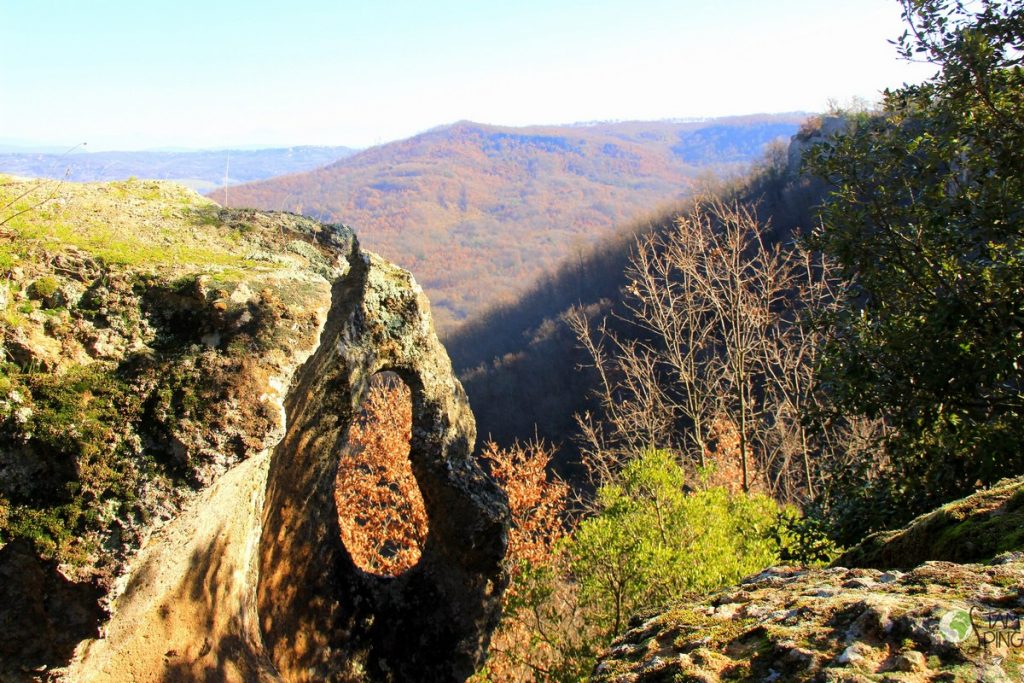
[335,371,427,577]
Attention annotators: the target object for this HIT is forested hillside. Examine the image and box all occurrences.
[454,5,1024,670]
[448,145,821,471]
[211,116,804,329]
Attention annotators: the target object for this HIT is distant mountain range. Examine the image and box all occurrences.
[210,115,807,330]
[0,146,359,192]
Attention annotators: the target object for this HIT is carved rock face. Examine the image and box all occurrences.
[258,250,509,682]
[0,188,509,682]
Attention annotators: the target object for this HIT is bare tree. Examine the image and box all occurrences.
[570,198,864,500]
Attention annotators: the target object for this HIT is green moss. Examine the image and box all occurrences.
[0,249,15,274]
[5,504,83,564]
[658,608,760,651]
[834,477,1024,569]
[0,363,146,563]
[151,355,214,428]
[28,275,59,299]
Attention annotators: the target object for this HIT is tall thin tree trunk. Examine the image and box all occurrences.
[801,428,814,497]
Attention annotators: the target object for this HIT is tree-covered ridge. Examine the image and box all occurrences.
[211,116,804,330]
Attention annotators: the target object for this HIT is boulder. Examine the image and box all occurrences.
[593,480,1024,682]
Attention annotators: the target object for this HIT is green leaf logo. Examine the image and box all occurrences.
[939,608,973,643]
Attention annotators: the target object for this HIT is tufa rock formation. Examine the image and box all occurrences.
[593,479,1024,682]
[257,248,509,681]
[0,178,508,682]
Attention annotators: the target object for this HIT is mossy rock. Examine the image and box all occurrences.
[0,177,354,679]
[833,477,1024,570]
[594,481,1024,683]
[26,276,59,301]
[593,560,1024,682]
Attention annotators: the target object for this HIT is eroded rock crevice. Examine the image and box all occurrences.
[258,244,509,682]
[67,240,509,683]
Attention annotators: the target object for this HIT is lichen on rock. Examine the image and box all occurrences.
[593,481,1024,683]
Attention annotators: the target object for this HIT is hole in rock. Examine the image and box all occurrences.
[335,371,427,577]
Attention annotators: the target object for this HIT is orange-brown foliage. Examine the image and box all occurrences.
[702,414,765,494]
[481,439,569,580]
[333,381,574,679]
[477,440,575,683]
[334,377,428,576]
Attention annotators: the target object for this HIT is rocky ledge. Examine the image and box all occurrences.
[594,479,1024,683]
[0,177,508,682]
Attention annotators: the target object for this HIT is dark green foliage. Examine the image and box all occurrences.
[808,0,1024,542]
[771,509,840,566]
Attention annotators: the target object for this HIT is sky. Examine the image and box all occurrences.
[0,0,936,151]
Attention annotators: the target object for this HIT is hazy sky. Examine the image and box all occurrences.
[1,0,935,151]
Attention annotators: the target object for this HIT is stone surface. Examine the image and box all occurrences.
[593,559,1024,682]
[0,541,104,672]
[787,115,848,176]
[834,476,1024,570]
[257,249,509,682]
[592,480,1024,683]
[0,178,509,682]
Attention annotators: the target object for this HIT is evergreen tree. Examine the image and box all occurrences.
[809,0,1024,540]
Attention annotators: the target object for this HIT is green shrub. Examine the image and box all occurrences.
[771,509,840,566]
[569,450,782,635]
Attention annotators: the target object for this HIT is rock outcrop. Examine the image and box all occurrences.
[257,249,509,682]
[786,115,848,177]
[594,481,1024,683]
[0,178,508,682]
[834,476,1024,571]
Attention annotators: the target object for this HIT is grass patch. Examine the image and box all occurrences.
[0,176,280,272]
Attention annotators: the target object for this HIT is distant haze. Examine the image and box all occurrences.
[0,147,358,193]
[0,0,934,150]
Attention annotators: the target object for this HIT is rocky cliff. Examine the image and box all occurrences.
[0,177,508,681]
[593,479,1024,682]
